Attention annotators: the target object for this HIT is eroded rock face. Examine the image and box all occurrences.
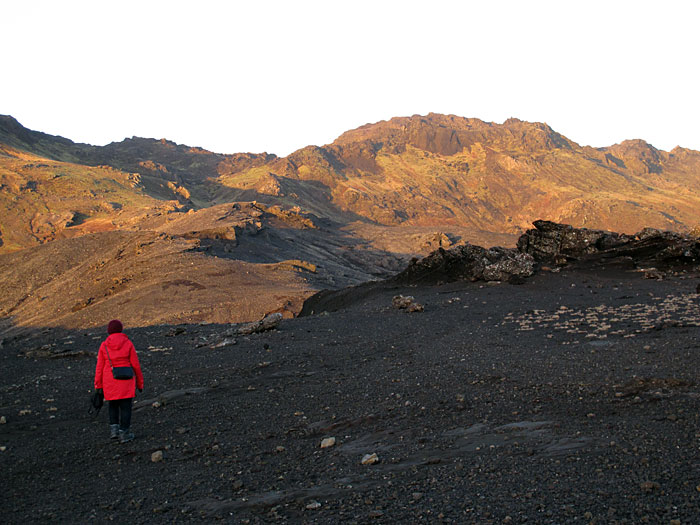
[393,244,535,284]
[621,229,700,268]
[517,220,700,269]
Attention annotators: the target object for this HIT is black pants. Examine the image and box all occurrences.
[108,398,133,430]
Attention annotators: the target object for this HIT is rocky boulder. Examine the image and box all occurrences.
[393,244,535,284]
[392,295,424,312]
[237,313,283,335]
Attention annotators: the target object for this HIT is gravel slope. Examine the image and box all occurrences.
[2,266,700,523]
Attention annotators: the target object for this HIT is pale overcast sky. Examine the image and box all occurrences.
[1,0,699,156]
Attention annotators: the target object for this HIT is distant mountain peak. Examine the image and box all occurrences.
[330,113,576,156]
[2,113,700,256]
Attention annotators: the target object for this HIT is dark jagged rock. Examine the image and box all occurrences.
[517,220,700,269]
[299,243,535,316]
[392,244,535,285]
[516,220,635,264]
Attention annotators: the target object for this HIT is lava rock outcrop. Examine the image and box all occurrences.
[393,244,536,285]
[518,220,700,269]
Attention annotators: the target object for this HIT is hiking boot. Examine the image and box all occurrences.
[119,429,135,443]
[109,424,119,439]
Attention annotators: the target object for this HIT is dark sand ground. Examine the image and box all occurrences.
[2,266,699,523]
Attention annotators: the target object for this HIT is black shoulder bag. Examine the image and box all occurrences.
[104,346,134,380]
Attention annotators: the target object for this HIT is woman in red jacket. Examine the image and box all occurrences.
[94,320,144,443]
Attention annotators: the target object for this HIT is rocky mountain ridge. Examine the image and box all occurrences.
[3,113,700,252]
[1,114,699,331]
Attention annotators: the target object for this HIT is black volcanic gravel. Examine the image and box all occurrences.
[2,267,700,523]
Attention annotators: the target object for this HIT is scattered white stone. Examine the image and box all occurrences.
[151,450,164,462]
[0,416,6,424]
[213,338,236,348]
[361,453,379,465]
[18,409,31,416]
[320,437,336,448]
[152,401,162,408]
[148,346,172,352]
[306,501,321,510]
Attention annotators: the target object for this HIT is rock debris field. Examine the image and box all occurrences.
[506,292,700,340]
[2,265,700,524]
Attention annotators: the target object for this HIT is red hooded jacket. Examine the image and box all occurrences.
[94,333,144,400]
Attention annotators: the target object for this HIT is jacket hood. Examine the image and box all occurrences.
[105,333,130,353]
